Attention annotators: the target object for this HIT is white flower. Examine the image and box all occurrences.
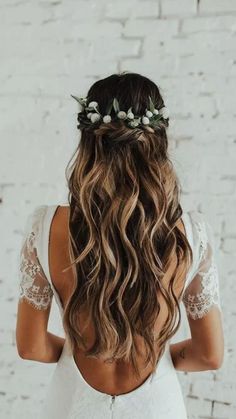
[142,116,150,125]
[159,106,169,119]
[91,113,101,123]
[117,111,127,119]
[88,101,98,108]
[87,112,92,119]
[130,120,140,128]
[146,110,153,118]
[103,115,112,123]
[127,111,134,120]
[153,108,159,115]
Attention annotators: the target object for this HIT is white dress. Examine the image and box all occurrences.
[18,204,222,419]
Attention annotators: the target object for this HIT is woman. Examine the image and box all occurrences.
[16,72,224,419]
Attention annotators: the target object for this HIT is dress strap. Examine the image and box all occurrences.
[37,204,64,313]
[181,211,198,292]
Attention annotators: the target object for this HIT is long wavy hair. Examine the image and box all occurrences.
[62,72,193,379]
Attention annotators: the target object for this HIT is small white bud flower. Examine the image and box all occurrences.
[127,111,134,120]
[146,110,153,118]
[130,120,140,128]
[91,113,101,123]
[117,111,127,119]
[142,116,150,125]
[103,115,112,123]
[159,107,169,119]
[88,101,98,108]
[87,112,92,119]
[153,109,159,115]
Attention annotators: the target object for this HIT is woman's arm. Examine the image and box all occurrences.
[18,330,66,363]
[16,299,65,363]
[172,216,225,372]
[170,339,223,372]
[170,306,224,372]
[16,208,66,364]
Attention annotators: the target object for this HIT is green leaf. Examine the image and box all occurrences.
[113,97,120,113]
[106,100,114,115]
[151,115,162,128]
[85,106,96,112]
[71,95,86,107]
[148,95,155,113]
[153,114,162,121]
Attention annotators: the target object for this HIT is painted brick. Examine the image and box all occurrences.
[182,15,236,33]
[123,18,179,37]
[161,0,198,17]
[199,0,236,14]
[105,1,159,19]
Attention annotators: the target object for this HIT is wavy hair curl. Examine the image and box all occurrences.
[62,72,193,379]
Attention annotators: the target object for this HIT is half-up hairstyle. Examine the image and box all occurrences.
[62,71,193,379]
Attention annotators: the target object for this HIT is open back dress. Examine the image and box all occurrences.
[18,204,221,419]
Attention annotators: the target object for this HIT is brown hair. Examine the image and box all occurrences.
[62,72,193,379]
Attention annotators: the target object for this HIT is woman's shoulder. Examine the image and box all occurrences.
[48,204,70,238]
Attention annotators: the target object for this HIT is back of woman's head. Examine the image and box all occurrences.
[63,71,192,378]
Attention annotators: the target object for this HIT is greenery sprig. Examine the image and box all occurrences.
[71,94,169,130]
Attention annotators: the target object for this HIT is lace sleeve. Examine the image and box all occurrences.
[18,207,54,310]
[182,217,222,320]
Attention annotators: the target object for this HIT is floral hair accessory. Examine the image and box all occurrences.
[71,94,169,130]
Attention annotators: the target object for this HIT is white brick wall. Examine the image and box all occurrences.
[199,0,236,13]
[0,1,235,418]
[161,0,198,16]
